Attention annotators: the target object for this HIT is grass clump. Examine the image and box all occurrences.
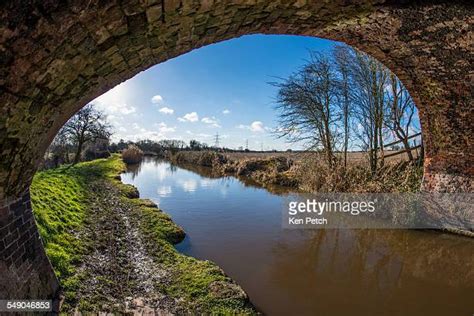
[122,144,144,164]
[295,154,423,193]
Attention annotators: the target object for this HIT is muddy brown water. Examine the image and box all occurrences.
[121,157,474,316]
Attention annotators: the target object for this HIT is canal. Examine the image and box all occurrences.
[121,157,474,315]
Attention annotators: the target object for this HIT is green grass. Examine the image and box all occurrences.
[31,156,125,303]
[31,155,255,314]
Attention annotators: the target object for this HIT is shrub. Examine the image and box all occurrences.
[84,149,110,161]
[122,145,143,164]
[295,153,423,193]
[171,151,227,167]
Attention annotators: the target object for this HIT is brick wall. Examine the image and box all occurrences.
[0,190,60,308]
[0,1,471,202]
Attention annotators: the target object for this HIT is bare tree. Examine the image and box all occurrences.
[334,45,353,170]
[272,52,339,167]
[351,50,389,174]
[271,45,419,175]
[385,73,418,161]
[62,104,112,164]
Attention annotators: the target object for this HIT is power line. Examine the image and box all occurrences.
[214,132,220,148]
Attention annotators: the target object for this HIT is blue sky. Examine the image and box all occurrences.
[93,34,337,150]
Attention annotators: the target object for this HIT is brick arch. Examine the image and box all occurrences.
[0,0,472,303]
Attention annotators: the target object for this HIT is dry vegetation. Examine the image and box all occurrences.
[170,151,423,193]
[293,153,423,193]
[224,149,420,163]
[122,144,144,164]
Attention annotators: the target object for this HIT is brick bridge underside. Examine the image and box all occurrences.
[0,0,472,304]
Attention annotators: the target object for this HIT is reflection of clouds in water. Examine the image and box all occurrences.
[222,180,233,197]
[220,188,228,198]
[157,186,172,197]
[180,179,198,192]
[155,164,171,182]
[141,162,171,182]
[200,178,216,188]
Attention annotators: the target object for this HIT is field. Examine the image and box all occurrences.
[223,148,422,163]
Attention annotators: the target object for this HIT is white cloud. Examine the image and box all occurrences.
[222,109,230,115]
[132,123,139,129]
[151,95,163,104]
[107,114,120,125]
[201,116,221,128]
[128,129,167,142]
[250,121,265,132]
[124,121,176,142]
[158,107,174,115]
[186,130,211,138]
[237,121,266,133]
[98,102,136,115]
[93,82,136,115]
[154,122,176,133]
[178,112,199,122]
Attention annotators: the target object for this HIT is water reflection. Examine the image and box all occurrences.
[174,161,298,195]
[267,229,474,315]
[157,185,172,197]
[168,164,178,174]
[125,162,142,180]
[179,178,198,193]
[121,157,474,316]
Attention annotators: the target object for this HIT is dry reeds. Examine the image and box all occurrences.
[122,145,144,164]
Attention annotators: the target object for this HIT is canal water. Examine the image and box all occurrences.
[121,157,474,316]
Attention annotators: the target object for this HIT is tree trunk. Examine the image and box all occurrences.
[378,126,385,167]
[64,147,70,163]
[402,138,414,161]
[73,140,83,164]
[343,111,348,170]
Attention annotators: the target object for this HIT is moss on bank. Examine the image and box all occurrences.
[31,155,255,314]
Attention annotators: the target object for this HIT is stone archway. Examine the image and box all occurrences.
[0,0,472,303]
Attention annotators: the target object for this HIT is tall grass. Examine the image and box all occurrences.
[295,154,423,193]
[122,144,143,164]
[171,151,227,167]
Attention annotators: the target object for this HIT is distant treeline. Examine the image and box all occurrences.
[109,138,280,156]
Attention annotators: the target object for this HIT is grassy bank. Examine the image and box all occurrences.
[31,159,113,301]
[170,151,423,193]
[31,155,255,314]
